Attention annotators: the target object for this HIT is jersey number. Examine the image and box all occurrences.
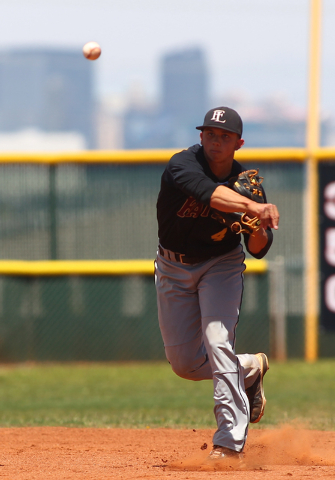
[211,228,228,242]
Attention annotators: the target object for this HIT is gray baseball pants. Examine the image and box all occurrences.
[155,244,261,452]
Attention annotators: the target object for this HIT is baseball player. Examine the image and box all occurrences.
[154,107,279,460]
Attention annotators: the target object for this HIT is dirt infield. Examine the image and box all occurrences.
[0,426,334,479]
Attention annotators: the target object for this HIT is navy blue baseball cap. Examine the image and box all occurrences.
[196,107,243,136]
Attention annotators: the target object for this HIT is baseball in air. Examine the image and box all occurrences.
[83,41,101,60]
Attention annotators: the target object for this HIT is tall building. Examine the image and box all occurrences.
[0,49,95,148]
[123,47,209,149]
[161,47,208,124]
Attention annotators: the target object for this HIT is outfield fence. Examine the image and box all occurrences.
[0,148,332,361]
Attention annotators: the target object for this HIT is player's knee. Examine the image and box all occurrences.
[165,346,204,380]
[170,360,194,379]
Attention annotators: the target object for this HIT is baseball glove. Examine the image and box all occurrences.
[226,169,264,235]
[227,169,264,203]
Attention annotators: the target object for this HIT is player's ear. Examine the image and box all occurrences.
[200,131,203,144]
[235,138,244,150]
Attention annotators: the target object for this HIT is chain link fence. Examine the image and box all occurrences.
[0,160,305,361]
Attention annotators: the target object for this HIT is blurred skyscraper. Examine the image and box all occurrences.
[0,49,94,149]
[161,47,208,126]
[124,47,209,149]
[117,46,334,150]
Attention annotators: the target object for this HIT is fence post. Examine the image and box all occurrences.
[49,165,57,260]
[304,0,322,361]
[269,256,287,361]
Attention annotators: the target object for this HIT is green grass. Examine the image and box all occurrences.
[264,359,335,430]
[0,360,334,429]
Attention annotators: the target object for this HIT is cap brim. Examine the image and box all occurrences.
[195,125,242,135]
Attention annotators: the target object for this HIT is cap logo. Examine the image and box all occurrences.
[211,110,226,124]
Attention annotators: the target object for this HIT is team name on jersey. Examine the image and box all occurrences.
[177,196,228,241]
[177,197,209,218]
[177,196,220,219]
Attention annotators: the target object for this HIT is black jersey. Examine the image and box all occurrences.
[157,144,273,259]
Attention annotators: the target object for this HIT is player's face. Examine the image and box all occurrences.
[200,127,244,165]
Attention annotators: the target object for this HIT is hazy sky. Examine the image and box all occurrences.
[2,0,335,114]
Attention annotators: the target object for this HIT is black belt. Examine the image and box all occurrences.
[158,245,213,265]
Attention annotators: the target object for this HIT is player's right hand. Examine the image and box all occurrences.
[248,202,280,230]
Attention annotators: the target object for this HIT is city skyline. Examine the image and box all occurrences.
[2,0,335,119]
[0,44,332,151]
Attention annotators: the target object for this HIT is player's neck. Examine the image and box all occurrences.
[203,149,234,181]
[207,159,234,181]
